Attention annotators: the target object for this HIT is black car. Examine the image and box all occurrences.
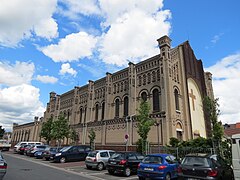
[178,153,234,180]
[51,145,91,163]
[42,147,62,161]
[107,151,144,177]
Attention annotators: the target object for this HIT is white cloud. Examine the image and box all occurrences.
[36,75,58,84]
[99,8,171,66]
[56,0,171,66]
[40,32,97,62]
[58,0,101,19]
[0,84,45,131]
[0,0,58,47]
[211,33,224,44]
[99,0,164,27]
[0,61,35,86]
[205,52,240,124]
[59,63,77,77]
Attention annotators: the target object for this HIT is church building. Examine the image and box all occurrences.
[11,35,214,150]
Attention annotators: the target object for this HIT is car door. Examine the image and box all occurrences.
[66,147,77,161]
[77,146,86,160]
[99,151,109,164]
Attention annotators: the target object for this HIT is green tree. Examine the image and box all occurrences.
[136,100,154,155]
[51,115,70,147]
[40,117,54,144]
[88,128,96,150]
[69,128,78,145]
[0,126,5,139]
[203,97,224,154]
[169,137,180,147]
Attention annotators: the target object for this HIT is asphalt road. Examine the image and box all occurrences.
[2,151,138,180]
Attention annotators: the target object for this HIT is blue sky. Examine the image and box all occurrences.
[0,0,239,132]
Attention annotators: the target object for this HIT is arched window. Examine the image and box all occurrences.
[115,99,120,117]
[176,122,183,140]
[141,92,147,102]
[153,89,160,112]
[101,102,105,120]
[95,104,99,121]
[79,108,83,123]
[123,96,129,117]
[174,89,180,110]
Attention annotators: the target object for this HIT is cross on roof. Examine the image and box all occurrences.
[189,89,196,111]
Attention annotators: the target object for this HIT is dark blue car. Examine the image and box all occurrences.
[137,154,178,180]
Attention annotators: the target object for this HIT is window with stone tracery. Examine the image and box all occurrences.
[115,99,120,117]
[152,89,160,112]
[174,89,180,111]
[123,96,129,117]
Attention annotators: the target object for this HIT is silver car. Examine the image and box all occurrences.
[85,150,115,171]
[0,152,7,180]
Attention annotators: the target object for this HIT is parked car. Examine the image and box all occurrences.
[107,151,144,177]
[28,145,48,157]
[137,153,178,180]
[51,145,91,163]
[42,147,62,161]
[85,150,115,171]
[34,150,45,159]
[23,144,34,155]
[178,153,234,180]
[0,152,7,180]
[18,144,28,155]
[14,141,43,153]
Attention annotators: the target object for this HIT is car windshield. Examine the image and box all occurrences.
[143,155,162,164]
[111,153,125,160]
[88,151,97,157]
[182,157,210,167]
[60,146,72,152]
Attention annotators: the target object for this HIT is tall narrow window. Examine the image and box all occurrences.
[79,108,83,123]
[95,104,99,121]
[153,89,160,112]
[101,102,105,120]
[174,89,180,110]
[152,71,156,82]
[139,76,142,86]
[67,111,70,120]
[141,92,147,102]
[143,74,146,85]
[123,96,129,117]
[115,99,120,117]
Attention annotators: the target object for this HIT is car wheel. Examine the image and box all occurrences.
[138,177,145,180]
[124,167,131,177]
[108,169,114,175]
[60,157,66,163]
[165,173,171,180]
[97,163,104,171]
